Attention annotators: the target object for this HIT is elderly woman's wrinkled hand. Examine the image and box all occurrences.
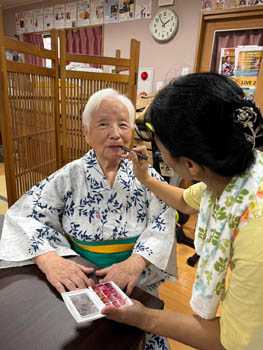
[101,299,148,329]
[33,252,95,294]
[96,254,148,296]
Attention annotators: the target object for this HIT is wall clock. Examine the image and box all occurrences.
[150,8,179,42]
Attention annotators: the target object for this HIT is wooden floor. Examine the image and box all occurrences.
[0,162,200,349]
[160,215,199,350]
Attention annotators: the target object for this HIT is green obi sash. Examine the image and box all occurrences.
[67,234,139,268]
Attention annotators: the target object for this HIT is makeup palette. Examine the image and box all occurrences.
[62,281,133,323]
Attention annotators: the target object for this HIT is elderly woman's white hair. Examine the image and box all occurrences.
[82,88,135,129]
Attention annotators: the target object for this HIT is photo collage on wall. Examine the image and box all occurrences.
[15,0,152,35]
[219,46,263,100]
[201,0,263,10]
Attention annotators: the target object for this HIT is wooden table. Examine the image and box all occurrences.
[0,255,164,350]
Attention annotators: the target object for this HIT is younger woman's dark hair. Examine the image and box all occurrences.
[147,72,263,177]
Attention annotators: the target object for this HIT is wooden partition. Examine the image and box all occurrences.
[0,8,140,206]
[59,30,140,164]
[0,11,60,206]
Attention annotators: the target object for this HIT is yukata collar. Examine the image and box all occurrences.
[83,149,128,190]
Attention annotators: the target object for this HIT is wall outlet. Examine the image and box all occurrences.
[156,81,163,91]
[181,67,189,76]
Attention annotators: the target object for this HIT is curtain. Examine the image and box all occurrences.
[66,26,102,68]
[210,29,263,73]
[23,33,46,67]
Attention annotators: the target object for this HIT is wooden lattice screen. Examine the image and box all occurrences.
[7,72,60,191]
[0,20,60,206]
[0,10,140,206]
[59,30,140,164]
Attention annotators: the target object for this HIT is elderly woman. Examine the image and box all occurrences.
[0,88,177,350]
[102,73,263,350]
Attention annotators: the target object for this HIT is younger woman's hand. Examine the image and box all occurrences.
[122,145,151,184]
[101,299,149,330]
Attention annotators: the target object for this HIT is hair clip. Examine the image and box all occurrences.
[243,95,253,102]
[145,122,155,133]
[233,106,263,150]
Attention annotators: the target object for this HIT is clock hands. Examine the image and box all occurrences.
[163,19,171,26]
[158,15,165,25]
[158,15,171,28]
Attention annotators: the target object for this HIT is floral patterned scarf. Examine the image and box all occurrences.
[190,150,263,319]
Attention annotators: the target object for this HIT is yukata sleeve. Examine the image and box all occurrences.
[0,169,77,266]
[132,168,176,271]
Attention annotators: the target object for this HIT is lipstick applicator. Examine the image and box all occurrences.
[121,146,148,160]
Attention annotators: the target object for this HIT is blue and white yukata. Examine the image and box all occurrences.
[0,150,177,350]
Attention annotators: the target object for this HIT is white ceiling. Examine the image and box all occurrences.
[0,0,43,10]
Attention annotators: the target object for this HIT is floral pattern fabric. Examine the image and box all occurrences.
[190,150,263,319]
[0,150,177,291]
[234,175,263,236]
[145,333,170,350]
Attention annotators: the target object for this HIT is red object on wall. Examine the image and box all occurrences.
[141,71,148,80]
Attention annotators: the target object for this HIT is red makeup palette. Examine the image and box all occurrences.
[62,281,133,323]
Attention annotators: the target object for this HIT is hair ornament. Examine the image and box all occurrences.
[145,121,155,133]
[233,106,263,150]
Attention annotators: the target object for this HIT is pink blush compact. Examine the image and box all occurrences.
[62,281,133,323]
[91,282,130,308]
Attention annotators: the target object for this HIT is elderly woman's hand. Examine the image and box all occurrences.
[101,299,149,329]
[96,254,148,295]
[32,252,95,293]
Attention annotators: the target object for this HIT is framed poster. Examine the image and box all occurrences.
[219,47,236,76]
[235,46,263,77]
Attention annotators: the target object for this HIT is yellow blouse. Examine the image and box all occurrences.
[183,181,263,350]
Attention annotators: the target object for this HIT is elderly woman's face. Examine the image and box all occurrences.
[84,97,132,163]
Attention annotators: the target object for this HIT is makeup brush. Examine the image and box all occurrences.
[121,146,148,160]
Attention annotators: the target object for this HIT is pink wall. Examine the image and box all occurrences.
[3,0,202,91]
[104,0,202,89]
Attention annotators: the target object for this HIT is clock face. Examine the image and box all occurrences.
[150,8,178,42]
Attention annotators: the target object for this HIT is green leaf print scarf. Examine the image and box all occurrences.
[190,150,263,319]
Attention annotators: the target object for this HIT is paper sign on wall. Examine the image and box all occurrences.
[66,3,77,28]
[54,4,65,29]
[43,7,54,31]
[78,0,91,26]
